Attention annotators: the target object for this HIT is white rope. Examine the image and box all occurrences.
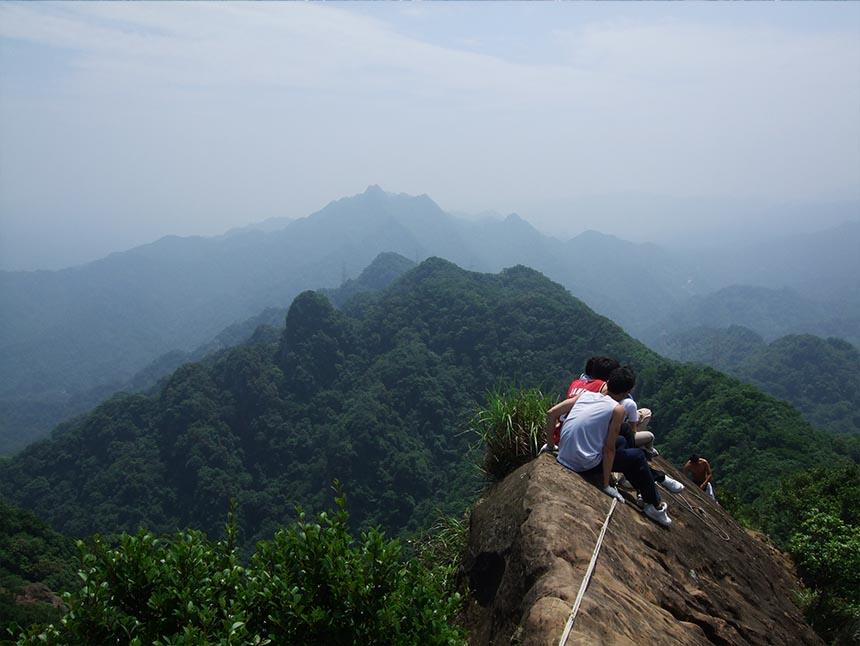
[667,490,731,542]
[558,497,617,646]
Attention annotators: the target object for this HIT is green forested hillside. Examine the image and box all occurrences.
[657,326,860,434]
[0,259,852,548]
[0,498,77,640]
[0,252,417,455]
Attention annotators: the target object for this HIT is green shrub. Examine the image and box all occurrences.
[17,493,465,646]
[789,511,860,644]
[246,492,463,645]
[469,387,554,481]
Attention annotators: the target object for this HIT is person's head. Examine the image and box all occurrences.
[584,357,595,376]
[605,366,635,400]
[589,356,620,381]
[689,453,700,463]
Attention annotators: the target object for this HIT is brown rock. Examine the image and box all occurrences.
[461,454,821,645]
[14,582,64,609]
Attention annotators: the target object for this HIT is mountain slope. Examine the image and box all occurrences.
[0,188,700,405]
[0,251,417,455]
[645,284,859,347]
[657,328,860,434]
[0,259,847,546]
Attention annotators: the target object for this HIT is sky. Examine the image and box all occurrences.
[1,2,858,270]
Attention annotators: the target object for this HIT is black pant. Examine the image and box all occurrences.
[582,435,661,505]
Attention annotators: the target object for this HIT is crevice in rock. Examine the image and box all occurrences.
[469,551,506,607]
[660,602,732,646]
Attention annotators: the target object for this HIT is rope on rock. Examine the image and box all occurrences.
[669,491,731,542]
[558,497,617,646]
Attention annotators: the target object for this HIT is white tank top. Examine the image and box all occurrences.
[557,391,617,472]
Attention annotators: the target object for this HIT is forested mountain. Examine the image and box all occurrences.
[657,326,860,434]
[2,187,855,459]
[0,498,77,639]
[1,259,852,551]
[644,284,859,348]
[0,252,416,455]
[0,187,700,409]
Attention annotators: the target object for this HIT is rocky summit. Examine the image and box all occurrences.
[461,454,821,645]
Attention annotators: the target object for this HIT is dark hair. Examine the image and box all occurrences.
[606,366,635,395]
[689,454,700,462]
[590,356,621,381]
[584,357,595,376]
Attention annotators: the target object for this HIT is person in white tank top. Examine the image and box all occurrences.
[544,366,672,527]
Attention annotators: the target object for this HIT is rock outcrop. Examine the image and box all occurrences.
[461,454,821,645]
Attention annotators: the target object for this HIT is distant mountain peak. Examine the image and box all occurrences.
[363,184,386,196]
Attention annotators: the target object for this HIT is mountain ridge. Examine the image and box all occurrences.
[0,259,845,548]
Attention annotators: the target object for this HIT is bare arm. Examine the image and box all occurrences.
[544,396,579,449]
[699,460,713,488]
[601,405,625,488]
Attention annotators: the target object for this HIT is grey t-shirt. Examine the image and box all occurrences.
[557,391,617,472]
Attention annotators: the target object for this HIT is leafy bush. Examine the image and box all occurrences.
[470,387,554,481]
[789,511,860,644]
[17,493,465,646]
[757,464,860,644]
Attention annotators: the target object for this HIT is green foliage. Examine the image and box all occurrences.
[789,512,860,643]
[469,387,554,481]
[758,464,860,548]
[17,495,464,646]
[659,329,860,435]
[757,464,860,643]
[410,513,469,594]
[790,512,860,606]
[0,499,77,643]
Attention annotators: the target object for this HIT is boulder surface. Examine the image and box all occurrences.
[461,453,821,645]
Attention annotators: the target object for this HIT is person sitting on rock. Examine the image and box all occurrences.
[544,365,672,527]
[619,393,657,456]
[550,356,620,446]
[566,355,619,398]
[565,357,682,494]
[683,454,716,500]
[567,357,661,458]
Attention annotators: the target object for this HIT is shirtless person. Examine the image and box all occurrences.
[683,454,716,500]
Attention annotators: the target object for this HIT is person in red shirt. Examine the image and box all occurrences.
[566,356,619,398]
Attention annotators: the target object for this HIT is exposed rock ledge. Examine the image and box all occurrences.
[461,453,821,645]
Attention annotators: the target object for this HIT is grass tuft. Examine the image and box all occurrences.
[469,386,554,481]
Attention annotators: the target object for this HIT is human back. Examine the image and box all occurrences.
[557,391,617,472]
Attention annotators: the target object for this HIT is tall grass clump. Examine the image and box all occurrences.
[470,386,554,481]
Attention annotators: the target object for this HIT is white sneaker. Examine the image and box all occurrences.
[659,476,684,493]
[644,502,672,527]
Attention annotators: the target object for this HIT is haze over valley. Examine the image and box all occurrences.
[1,3,859,644]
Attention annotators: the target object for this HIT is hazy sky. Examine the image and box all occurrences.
[1,2,858,270]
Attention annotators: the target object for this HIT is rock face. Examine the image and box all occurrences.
[461,454,821,645]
